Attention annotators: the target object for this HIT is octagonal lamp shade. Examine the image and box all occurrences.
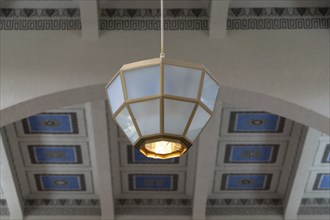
[106,58,220,159]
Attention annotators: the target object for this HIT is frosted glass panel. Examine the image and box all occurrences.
[164,65,201,99]
[201,73,219,111]
[124,65,160,100]
[115,107,139,143]
[107,75,125,113]
[164,99,195,134]
[130,99,160,135]
[186,106,210,141]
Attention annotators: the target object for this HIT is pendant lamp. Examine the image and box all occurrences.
[106,0,220,159]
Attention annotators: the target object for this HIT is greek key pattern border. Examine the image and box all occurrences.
[1,7,329,30]
[1,8,329,18]
[2,18,328,30]
[227,18,329,30]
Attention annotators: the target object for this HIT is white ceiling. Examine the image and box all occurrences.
[1,101,329,219]
[0,0,329,219]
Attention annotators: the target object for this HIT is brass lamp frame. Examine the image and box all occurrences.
[106,58,220,159]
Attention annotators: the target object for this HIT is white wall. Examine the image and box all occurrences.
[0,30,329,133]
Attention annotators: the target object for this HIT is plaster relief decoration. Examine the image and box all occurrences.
[114,199,192,215]
[1,8,329,30]
[298,198,330,215]
[24,199,101,216]
[206,199,283,215]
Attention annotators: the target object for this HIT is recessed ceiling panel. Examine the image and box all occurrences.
[15,109,87,137]
[27,171,94,194]
[19,142,90,167]
[217,141,288,167]
[220,109,293,136]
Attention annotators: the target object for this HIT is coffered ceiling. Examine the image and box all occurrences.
[0,100,329,219]
[0,1,329,220]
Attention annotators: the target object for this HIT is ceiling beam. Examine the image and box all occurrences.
[85,100,115,220]
[0,131,24,220]
[79,0,99,39]
[284,127,322,220]
[192,100,222,220]
[209,0,229,39]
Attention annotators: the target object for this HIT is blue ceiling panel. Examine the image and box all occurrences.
[22,113,78,134]
[35,174,86,191]
[221,174,272,190]
[228,112,285,133]
[128,174,178,191]
[224,144,279,163]
[28,145,82,164]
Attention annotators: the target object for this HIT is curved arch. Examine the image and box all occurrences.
[0,84,329,135]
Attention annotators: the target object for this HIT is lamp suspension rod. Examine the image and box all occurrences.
[160,0,165,58]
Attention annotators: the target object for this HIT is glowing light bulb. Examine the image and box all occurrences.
[145,141,182,155]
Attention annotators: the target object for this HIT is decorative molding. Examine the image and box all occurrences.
[298,198,330,215]
[228,8,330,17]
[206,199,283,216]
[0,200,10,216]
[1,8,329,18]
[301,198,330,205]
[207,198,283,206]
[100,9,208,18]
[24,199,101,216]
[0,8,80,18]
[25,199,100,206]
[115,198,192,206]
[207,207,283,216]
[114,199,192,215]
[227,18,329,30]
[227,7,330,30]
[0,19,81,30]
[1,8,329,30]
